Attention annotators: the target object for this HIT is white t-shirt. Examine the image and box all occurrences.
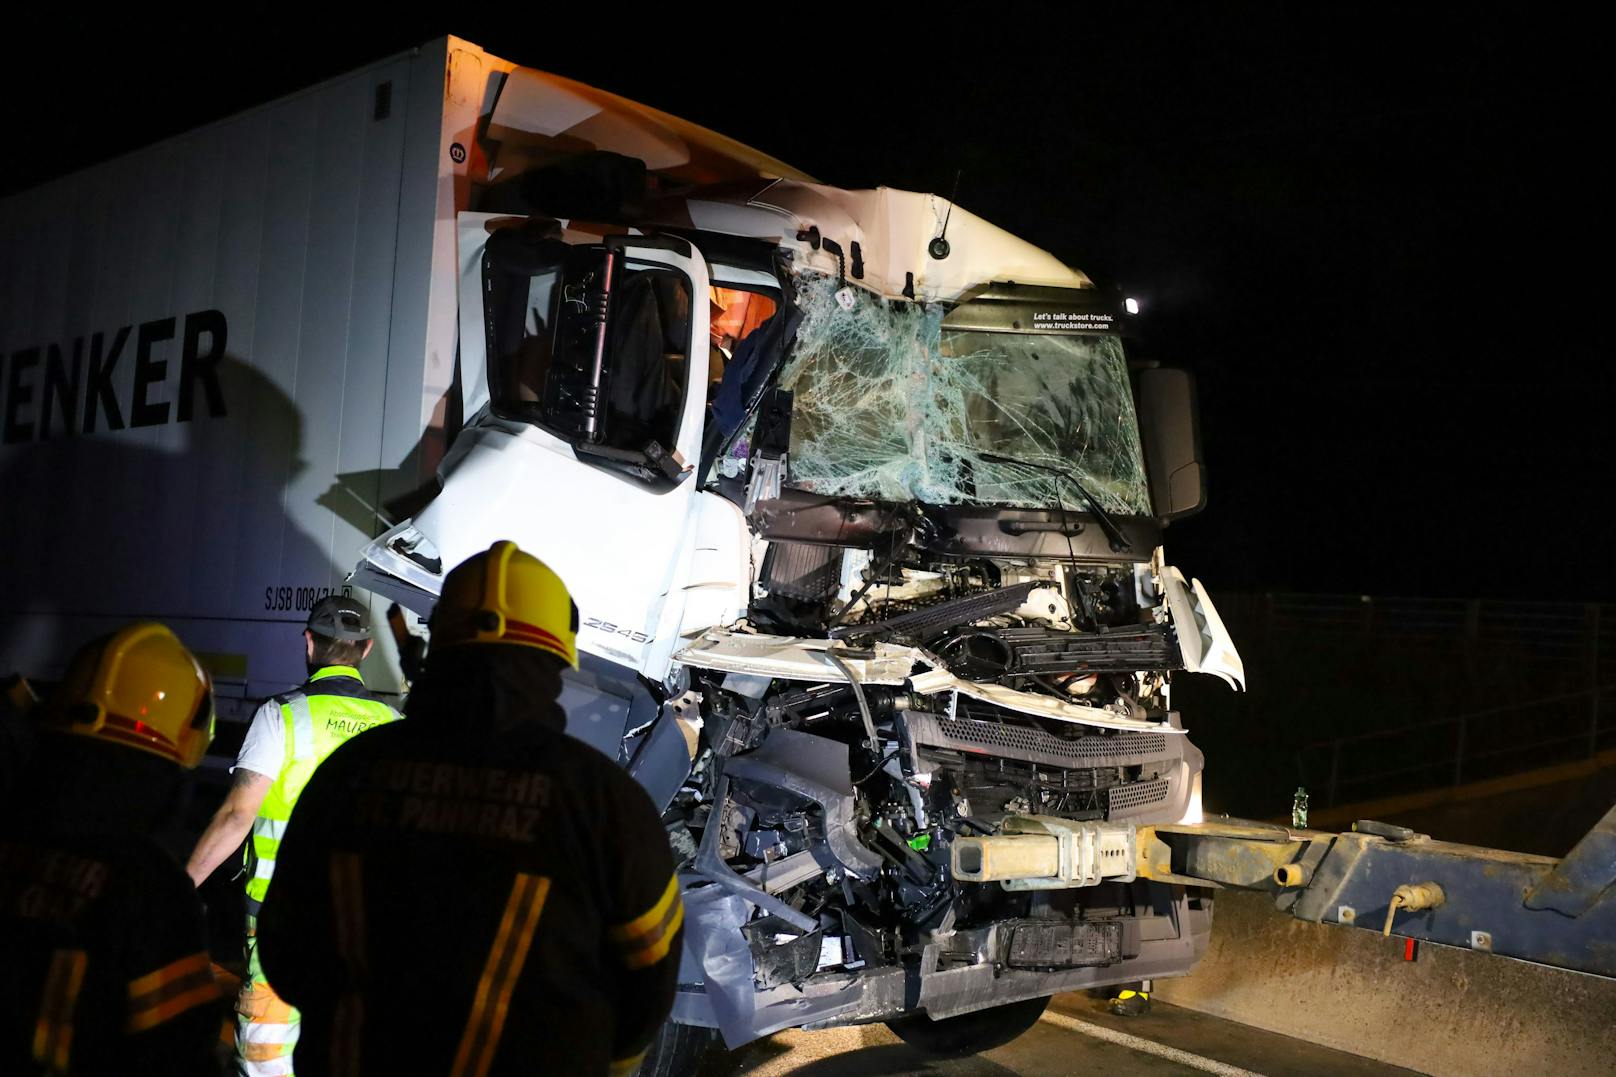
[233,698,286,780]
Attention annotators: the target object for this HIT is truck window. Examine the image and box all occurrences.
[484,232,693,456]
[727,273,1151,514]
[707,287,778,394]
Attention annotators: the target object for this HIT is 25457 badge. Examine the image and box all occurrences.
[264,584,353,613]
[582,617,652,645]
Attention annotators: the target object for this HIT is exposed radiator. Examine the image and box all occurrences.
[833,582,1039,642]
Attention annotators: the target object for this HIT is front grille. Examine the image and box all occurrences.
[1107,778,1171,813]
[945,755,1118,821]
[991,624,1182,677]
[907,713,1169,770]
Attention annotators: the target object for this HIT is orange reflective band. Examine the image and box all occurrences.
[127,980,220,1033]
[330,853,368,969]
[622,900,684,970]
[33,948,86,1070]
[128,951,210,999]
[451,874,550,1077]
[330,852,368,1077]
[127,952,219,1032]
[244,1040,295,1061]
[611,876,684,970]
[610,1049,647,1076]
[331,993,365,1077]
[610,875,679,943]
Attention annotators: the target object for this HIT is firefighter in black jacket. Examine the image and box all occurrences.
[1,624,222,1076]
[258,541,684,1076]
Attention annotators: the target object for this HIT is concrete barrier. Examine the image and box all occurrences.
[1156,889,1616,1077]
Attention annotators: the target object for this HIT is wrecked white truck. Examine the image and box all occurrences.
[0,33,1243,1071]
[356,161,1245,1065]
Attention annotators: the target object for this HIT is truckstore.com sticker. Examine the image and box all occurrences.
[1032,310,1117,332]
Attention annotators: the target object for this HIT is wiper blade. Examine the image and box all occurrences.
[977,451,1133,553]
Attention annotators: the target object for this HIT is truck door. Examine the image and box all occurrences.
[355,215,712,679]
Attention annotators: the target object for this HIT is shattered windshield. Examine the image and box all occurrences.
[770,275,1152,515]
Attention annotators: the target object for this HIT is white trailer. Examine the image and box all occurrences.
[0,34,1246,1071]
[0,35,797,728]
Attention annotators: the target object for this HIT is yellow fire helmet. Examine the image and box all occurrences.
[431,541,580,669]
[45,623,216,769]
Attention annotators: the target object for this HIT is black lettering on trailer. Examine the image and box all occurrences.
[82,327,129,434]
[40,341,82,440]
[179,310,227,420]
[3,347,39,444]
[263,584,350,613]
[295,586,335,611]
[2,310,229,444]
[131,317,176,428]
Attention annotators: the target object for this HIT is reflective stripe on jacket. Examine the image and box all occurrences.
[247,667,401,904]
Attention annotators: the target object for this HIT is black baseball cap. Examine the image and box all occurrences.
[307,596,371,642]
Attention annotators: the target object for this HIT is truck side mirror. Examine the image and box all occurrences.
[1137,367,1206,521]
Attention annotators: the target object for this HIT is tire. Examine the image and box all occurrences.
[885,995,1052,1058]
[638,1019,724,1077]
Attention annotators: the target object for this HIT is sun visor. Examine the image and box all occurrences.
[488,69,811,186]
[752,184,1092,303]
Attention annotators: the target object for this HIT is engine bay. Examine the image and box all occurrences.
[664,536,1218,1035]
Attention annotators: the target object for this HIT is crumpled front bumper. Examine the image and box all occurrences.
[670,881,1213,1048]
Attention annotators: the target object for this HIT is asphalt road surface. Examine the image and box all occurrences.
[710,994,1422,1076]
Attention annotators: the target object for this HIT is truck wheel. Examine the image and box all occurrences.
[885,995,1051,1058]
[639,1019,724,1077]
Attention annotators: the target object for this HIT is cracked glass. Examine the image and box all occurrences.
[773,275,1151,515]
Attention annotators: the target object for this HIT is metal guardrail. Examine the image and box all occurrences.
[1259,594,1616,663]
[1216,593,1616,808]
[1297,684,1615,808]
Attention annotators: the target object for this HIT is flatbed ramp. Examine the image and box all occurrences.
[712,995,1418,1076]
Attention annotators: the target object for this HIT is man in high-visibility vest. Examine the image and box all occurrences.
[2,623,223,1075]
[186,597,402,1076]
[257,542,683,1076]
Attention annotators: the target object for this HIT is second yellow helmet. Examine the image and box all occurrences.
[44,623,216,769]
[430,541,579,668]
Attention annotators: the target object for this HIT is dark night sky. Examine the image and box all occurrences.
[8,14,1603,600]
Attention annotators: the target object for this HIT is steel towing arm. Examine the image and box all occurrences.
[1132,801,1616,979]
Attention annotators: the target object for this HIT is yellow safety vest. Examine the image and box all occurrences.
[245,666,401,909]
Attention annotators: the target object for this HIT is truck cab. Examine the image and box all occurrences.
[355,144,1245,1053]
